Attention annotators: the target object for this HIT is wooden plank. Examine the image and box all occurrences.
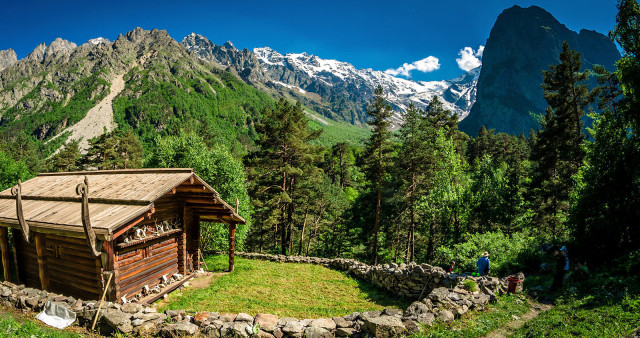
[139,274,194,305]
[0,228,11,282]
[120,263,178,297]
[34,233,49,290]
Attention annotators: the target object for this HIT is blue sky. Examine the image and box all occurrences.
[1,0,619,81]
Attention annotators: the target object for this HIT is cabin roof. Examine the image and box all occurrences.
[0,168,245,238]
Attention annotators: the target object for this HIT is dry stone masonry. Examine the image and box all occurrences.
[0,253,523,337]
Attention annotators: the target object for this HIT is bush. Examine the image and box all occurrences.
[463,279,478,292]
[434,231,541,276]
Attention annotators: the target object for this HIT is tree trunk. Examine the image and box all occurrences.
[373,144,382,265]
[298,207,309,256]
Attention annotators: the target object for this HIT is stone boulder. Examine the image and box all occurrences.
[304,326,332,338]
[255,313,279,332]
[363,315,406,337]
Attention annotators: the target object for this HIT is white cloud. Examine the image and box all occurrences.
[456,45,484,72]
[385,56,440,77]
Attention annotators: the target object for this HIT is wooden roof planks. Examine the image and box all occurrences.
[0,168,245,239]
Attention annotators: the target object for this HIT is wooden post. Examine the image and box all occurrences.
[193,214,200,271]
[0,227,11,282]
[229,223,236,272]
[34,233,49,290]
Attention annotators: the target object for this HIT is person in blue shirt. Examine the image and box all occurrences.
[477,251,490,276]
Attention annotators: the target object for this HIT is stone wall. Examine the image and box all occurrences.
[236,252,522,300]
[0,253,525,337]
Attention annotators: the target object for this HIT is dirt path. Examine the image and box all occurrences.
[483,300,554,338]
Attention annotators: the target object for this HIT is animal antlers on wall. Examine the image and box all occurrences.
[77,176,101,257]
[11,180,30,243]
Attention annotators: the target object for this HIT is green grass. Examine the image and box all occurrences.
[513,293,640,337]
[0,310,84,337]
[159,255,409,318]
[306,110,370,147]
[414,294,531,338]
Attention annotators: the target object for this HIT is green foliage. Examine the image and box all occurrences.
[462,279,478,292]
[147,132,252,251]
[1,73,109,141]
[112,62,273,155]
[46,140,81,172]
[416,294,531,338]
[514,293,640,337]
[434,231,539,276]
[0,151,32,191]
[0,312,83,337]
[83,129,144,170]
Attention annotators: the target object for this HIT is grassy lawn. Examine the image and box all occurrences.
[159,255,410,318]
[413,294,531,338]
[0,310,85,337]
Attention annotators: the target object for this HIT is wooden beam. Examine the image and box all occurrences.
[175,186,207,193]
[0,227,11,282]
[112,207,155,239]
[34,233,49,290]
[229,223,236,272]
[184,199,223,205]
[37,168,193,176]
[0,195,152,206]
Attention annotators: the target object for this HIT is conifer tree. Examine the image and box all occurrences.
[47,140,82,172]
[531,42,591,239]
[245,99,322,255]
[363,86,394,264]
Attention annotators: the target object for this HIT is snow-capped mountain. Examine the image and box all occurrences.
[182,33,479,126]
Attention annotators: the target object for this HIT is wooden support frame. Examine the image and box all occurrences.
[34,233,49,290]
[229,223,236,272]
[0,227,11,282]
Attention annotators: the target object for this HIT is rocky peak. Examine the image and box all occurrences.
[46,38,77,55]
[222,41,235,49]
[0,49,17,71]
[460,5,620,136]
[26,43,47,62]
[86,37,110,46]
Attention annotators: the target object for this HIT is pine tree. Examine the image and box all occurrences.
[531,41,592,239]
[47,140,82,172]
[363,86,394,264]
[245,99,323,255]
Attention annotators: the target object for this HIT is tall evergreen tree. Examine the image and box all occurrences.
[245,99,323,255]
[571,0,640,264]
[531,42,592,239]
[395,104,435,262]
[363,86,394,264]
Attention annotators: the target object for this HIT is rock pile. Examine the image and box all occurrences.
[0,252,524,337]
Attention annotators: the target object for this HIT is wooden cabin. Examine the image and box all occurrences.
[0,168,244,303]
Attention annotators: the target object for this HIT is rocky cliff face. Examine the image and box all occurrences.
[182,35,479,127]
[460,5,620,136]
[0,28,270,146]
[0,49,17,71]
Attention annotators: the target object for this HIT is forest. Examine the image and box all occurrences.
[0,1,638,280]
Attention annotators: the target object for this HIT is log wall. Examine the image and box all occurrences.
[14,233,102,300]
[115,233,179,300]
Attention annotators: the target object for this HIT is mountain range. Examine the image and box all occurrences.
[181,33,479,127]
[0,5,622,154]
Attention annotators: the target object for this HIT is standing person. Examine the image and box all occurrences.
[551,246,569,291]
[476,252,490,276]
[446,260,456,273]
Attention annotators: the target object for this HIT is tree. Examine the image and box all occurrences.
[245,99,323,255]
[47,140,81,172]
[571,0,640,265]
[147,132,252,251]
[531,41,592,240]
[84,129,144,170]
[0,151,32,191]
[362,86,394,264]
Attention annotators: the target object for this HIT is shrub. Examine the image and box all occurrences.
[463,279,478,292]
[434,231,541,276]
